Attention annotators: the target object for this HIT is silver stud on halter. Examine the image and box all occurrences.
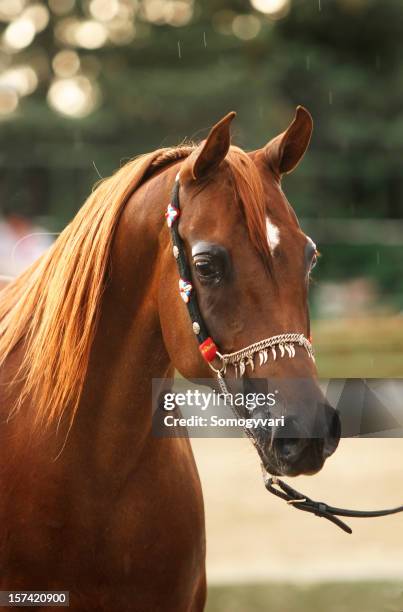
[209,333,314,378]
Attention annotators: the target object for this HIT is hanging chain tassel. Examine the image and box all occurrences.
[246,356,254,372]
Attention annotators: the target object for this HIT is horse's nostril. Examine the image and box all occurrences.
[273,437,306,463]
[270,415,307,463]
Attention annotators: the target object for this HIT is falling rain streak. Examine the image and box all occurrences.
[92,161,103,180]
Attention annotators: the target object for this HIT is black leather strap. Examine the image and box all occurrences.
[265,477,403,534]
[169,179,210,344]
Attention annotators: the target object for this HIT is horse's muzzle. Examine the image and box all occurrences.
[261,403,341,477]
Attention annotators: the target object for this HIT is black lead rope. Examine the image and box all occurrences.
[265,476,403,534]
[166,176,403,536]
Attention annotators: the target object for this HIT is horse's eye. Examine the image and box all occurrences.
[193,255,221,283]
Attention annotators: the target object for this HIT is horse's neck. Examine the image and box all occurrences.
[72,163,178,477]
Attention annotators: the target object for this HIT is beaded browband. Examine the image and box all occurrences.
[165,174,314,377]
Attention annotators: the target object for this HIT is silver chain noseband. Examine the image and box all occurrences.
[208,333,314,379]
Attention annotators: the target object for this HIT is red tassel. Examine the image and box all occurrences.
[199,337,218,362]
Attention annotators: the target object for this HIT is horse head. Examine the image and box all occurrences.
[159,109,340,477]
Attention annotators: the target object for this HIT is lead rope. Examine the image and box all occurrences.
[262,473,403,534]
[166,174,403,534]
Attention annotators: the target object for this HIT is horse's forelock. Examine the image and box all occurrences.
[226,148,272,271]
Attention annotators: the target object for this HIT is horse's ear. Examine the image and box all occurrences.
[265,106,313,176]
[190,112,236,180]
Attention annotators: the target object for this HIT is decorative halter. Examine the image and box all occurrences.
[165,173,403,534]
[165,174,314,386]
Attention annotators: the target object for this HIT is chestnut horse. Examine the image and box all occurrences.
[0,108,339,611]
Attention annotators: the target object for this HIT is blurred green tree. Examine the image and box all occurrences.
[0,0,402,305]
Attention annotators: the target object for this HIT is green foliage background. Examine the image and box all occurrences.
[1,0,403,308]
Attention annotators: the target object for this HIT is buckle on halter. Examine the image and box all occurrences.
[207,351,226,376]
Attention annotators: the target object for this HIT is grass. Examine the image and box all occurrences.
[312,317,403,378]
[206,581,403,612]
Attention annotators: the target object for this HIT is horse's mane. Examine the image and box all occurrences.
[0,143,269,431]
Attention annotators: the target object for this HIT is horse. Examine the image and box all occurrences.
[0,107,340,611]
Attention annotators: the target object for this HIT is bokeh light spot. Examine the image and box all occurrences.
[232,14,261,40]
[250,0,290,19]
[0,65,38,96]
[47,75,99,118]
[3,17,35,50]
[89,0,119,22]
[0,88,19,115]
[108,20,136,45]
[0,0,25,22]
[52,49,80,77]
[74,20,108,49]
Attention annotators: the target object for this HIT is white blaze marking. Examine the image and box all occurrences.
[266,217,280,253]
